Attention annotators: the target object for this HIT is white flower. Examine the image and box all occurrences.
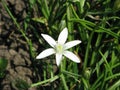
[36,27,81,66]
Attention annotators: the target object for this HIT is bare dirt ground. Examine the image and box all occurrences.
[0,0,37,90]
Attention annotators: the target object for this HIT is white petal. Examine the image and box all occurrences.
[58,27,68,44]
[36,48,55,59]
[56,53,63,66]
[41,34,56,47]
[64,40,81,50]
[63,51,80,63]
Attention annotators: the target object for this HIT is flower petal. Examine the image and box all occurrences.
[58,27,68,44]
[41,34,56,47]
[63,51,80,63]
[56,53,63,66]
[36,48,55,59]
[64,40,81,50]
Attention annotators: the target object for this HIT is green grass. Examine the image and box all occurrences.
[1,0,120,90]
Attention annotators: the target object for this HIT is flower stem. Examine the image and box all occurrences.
[60,74,69,90]
[60,61,69,90]
[30,75,59,87]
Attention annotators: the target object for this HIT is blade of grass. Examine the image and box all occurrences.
[90,73,104,90]
[108,80,120,90]
[2,0,29,43]
[83,30,94,70]
[37,0,50,20]
[105,73,120,81]
[31,75,59,87]
[99,50,113,75]
[93,51,109,74]
[69,19,120,39]
[90,33,103,66]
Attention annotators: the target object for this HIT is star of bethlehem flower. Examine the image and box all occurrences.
[36,27,81,66]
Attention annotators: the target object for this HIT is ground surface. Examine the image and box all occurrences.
[0,0,37,90]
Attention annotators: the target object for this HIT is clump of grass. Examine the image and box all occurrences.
[2,0,120,90]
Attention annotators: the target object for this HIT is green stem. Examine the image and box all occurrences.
[60,62,69,90]
[60,74,69,90]
[30,75,59,87]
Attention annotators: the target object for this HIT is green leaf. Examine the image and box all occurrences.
[32,17,47,24]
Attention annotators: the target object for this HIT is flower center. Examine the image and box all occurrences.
[55,43,64,54]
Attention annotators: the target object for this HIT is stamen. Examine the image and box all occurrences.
[55,43,64,54]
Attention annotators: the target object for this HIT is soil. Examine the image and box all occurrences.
[0,0,38,90]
